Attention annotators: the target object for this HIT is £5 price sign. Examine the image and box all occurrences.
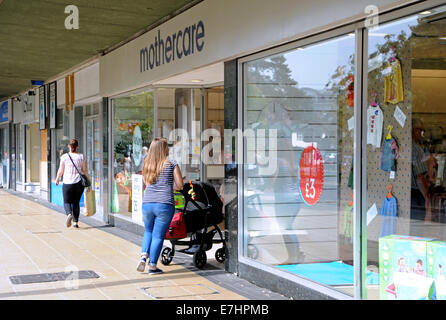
[298,145,324,206]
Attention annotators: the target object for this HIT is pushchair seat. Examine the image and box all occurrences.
[161,180,226,269]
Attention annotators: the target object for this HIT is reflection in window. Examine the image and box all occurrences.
[156,88,201,182]
[243,34,355,295]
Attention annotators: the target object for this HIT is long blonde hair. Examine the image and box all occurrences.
[142,137,170,185]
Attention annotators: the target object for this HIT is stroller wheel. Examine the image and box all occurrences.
[215,248,226,263]
[161,247,173,265]
[193,250,207,269]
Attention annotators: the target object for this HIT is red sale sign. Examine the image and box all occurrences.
[298,145,324,206]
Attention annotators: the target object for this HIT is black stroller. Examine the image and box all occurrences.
[160,181,226,269]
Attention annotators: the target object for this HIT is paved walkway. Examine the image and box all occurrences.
[0,190,288,300]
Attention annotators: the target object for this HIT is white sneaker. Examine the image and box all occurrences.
[137,257,147,272]
[66,214,73,228]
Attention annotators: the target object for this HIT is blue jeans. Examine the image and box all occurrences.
[141,202,175,266]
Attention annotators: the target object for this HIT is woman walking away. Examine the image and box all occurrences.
[137,137,184,275]
[55,139,90,229]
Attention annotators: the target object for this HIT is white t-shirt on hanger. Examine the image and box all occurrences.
[367,105,383,149]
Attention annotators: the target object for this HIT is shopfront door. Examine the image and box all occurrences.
[0,126,9,188]
[85,116,102,215]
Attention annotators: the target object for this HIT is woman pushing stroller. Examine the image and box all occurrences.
[137,137,184,275]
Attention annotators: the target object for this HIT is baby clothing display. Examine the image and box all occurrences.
[379,195,397,237]
[384,58,404,104]
[367,104,384,148]
[380,137,399,172]
[346,75,354,107]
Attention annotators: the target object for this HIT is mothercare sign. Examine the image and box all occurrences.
[140,21,205,73]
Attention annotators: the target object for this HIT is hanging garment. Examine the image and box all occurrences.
[348,163,354,189]
[346,75,354,107]
[380,137,399,172]
[379,196,397,237]
[344,204,353,242]
[384,59,404,104]
[367,105,384,148]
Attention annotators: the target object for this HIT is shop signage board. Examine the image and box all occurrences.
[100,0,400,97]
[0,100,8,123]
[298,145,324,206]
[132,125,142,167]
[39,86,45,130]
[49,82,56,129]
[132,174,143,224]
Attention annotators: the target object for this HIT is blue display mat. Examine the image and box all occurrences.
[276,261,379,286]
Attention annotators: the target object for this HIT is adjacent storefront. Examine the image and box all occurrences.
[0,99,11,189]
[11,90,41,195]
[49,62,106,221]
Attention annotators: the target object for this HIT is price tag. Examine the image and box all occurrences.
[390,171,395,180]
[394,105,406,128]
[298,146,324,206]
[348,116,355,131]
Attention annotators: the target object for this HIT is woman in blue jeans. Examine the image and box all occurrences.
[137,137,184,275]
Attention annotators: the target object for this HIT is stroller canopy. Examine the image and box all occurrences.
[181,181,224,232]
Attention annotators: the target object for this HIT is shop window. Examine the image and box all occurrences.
[242,34,355,295]
[156,88,201,182]
[25,123,40,184]
[204,86,224,185]
[52,109,70,183]
[111,91,154,222]
[0,128,9,187]
[365,6,446,300]
[16,124,23,185]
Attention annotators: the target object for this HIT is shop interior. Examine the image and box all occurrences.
[111,62,227,262]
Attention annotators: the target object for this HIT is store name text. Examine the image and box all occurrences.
[140,20,205,73]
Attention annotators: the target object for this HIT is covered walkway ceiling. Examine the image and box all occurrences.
[0,0,199,99]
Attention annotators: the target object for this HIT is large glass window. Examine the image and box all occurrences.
[204,86,225,191]
[365,6,446,300]
[25,123,40,185]
[242,34,355,295]
[112,90,154,221]
[16,124,23,186]
[85,104,101,211]
[51,108,70,183]
[156,88,201,182]
[0,127,9,187]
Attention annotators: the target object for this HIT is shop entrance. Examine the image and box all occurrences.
[0,126,9,188]
[24,123,40,194]
[153,62,225,186]
[154,62,225,267]
[110,62,226,267]
[84,103,102,218]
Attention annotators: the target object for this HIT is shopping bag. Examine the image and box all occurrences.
[111,180,119,213]
[84,187,96,216]
[165,211,187,239]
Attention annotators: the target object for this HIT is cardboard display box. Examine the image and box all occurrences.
[379,235,435,300]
